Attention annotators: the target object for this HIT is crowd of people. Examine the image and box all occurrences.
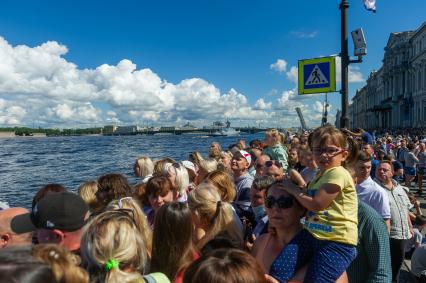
[0,125,426,283]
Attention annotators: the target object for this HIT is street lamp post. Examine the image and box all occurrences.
[340,0,350,129]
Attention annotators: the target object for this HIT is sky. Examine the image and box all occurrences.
[0,0,425,128]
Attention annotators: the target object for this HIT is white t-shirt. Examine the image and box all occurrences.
[356,176,391,219]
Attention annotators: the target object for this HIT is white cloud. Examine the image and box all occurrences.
[254,98,272,110]
[286,66,298,85]
[270,59,287,73]
[0,36,275,127]
[335,56,365,83]
[290,30,318,39]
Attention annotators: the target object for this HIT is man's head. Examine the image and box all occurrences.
[362,144,375,158]
[265,160,285,182]
[11,192,88,252]
[231,150,251,176]
[0,208,32,248]
[255,154,271,177]
[355,151,372,181]
[376,161,394,184]
[250,176,275,208]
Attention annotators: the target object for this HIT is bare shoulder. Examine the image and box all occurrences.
[252,233,271,256]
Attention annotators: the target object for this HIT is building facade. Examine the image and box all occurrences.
[351,21,426,130]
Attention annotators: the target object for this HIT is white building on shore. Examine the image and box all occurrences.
[351,21,426,130]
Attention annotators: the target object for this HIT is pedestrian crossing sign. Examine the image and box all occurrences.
[298,56,336,94]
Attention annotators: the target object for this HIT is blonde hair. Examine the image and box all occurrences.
[81,210,147,283]
[106,197,152,257]
[135,156,154,178]
[164,163,189,199]
[153,158,176,177]
[204,170,236,202]
[78,180,102,214]
[32,244,89,283]
[266,129,284,145]
[198,158,218,174]
[188,184,243,249]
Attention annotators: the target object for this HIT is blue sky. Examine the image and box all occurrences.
[0,0,425,128]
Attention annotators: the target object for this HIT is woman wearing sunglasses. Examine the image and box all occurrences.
[251,182,305,276]
[252,182,348,283]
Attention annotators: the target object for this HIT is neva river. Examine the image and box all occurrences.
[0,133,263,208]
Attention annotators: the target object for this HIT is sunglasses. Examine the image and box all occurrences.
[265,196,293,209]
[265,160,283,168]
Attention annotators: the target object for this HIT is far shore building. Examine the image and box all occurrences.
[351,21,426,130]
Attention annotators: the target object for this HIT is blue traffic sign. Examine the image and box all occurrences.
[298,56,336,95]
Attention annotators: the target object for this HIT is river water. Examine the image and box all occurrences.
[0,133,263,208]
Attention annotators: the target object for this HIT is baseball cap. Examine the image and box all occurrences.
[11,192,88,234]
[182,160,198,174]
[236,150,252,165]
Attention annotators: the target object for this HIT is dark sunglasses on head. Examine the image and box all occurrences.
[265,160,283,168]
[265,196,293,209]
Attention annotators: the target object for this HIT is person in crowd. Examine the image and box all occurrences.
[106,197,153,258]
[153,158,177,177]
[417,142,426,195]
[231,150,253,202]
[255,154,271,177]
[405,215,426,258]
[411,245,426,283]
[264,160,285,182]
[347,201,392,283]
[145,176,178,227]
[219,150,233,172]
[80,210,149,283]
[204,170,236,203]
[397,139,409,168]
[183,249,268,283]
[354,151,391,230]
[288,147,304,172]
[263,129,288,170]
[375,160,413,282]
[250,139,264,151]
[362,143,379,179]
[407,193,423,221]
[270,125,358,283]
[182,160,198,192]
[384,154,404,184]
[11,192,88,254]
[209,142,222,161]
[187,184,243,250]
[405,143,419,188]
[252,182,305,274]
[78,180,102,215]
[151,202,198,283]
[0,207,32,248]
[188,152,203,168]
[195,158,218,185]
[299,148,319,184]
[95,173,133,211]
[134,156,154,183]
[165,162,189,202]
[0,244,89,283]
[250,176,275,239]
[32,183,67,209]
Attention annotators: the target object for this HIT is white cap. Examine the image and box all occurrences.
[237,150,252,165]
[182,160,198,174]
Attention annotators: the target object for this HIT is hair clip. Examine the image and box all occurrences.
[105,259,119,271]
[48,250,60,260]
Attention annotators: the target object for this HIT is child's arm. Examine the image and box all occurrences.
[284,181,340,212]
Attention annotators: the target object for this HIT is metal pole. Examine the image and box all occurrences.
[340,0,349,129]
